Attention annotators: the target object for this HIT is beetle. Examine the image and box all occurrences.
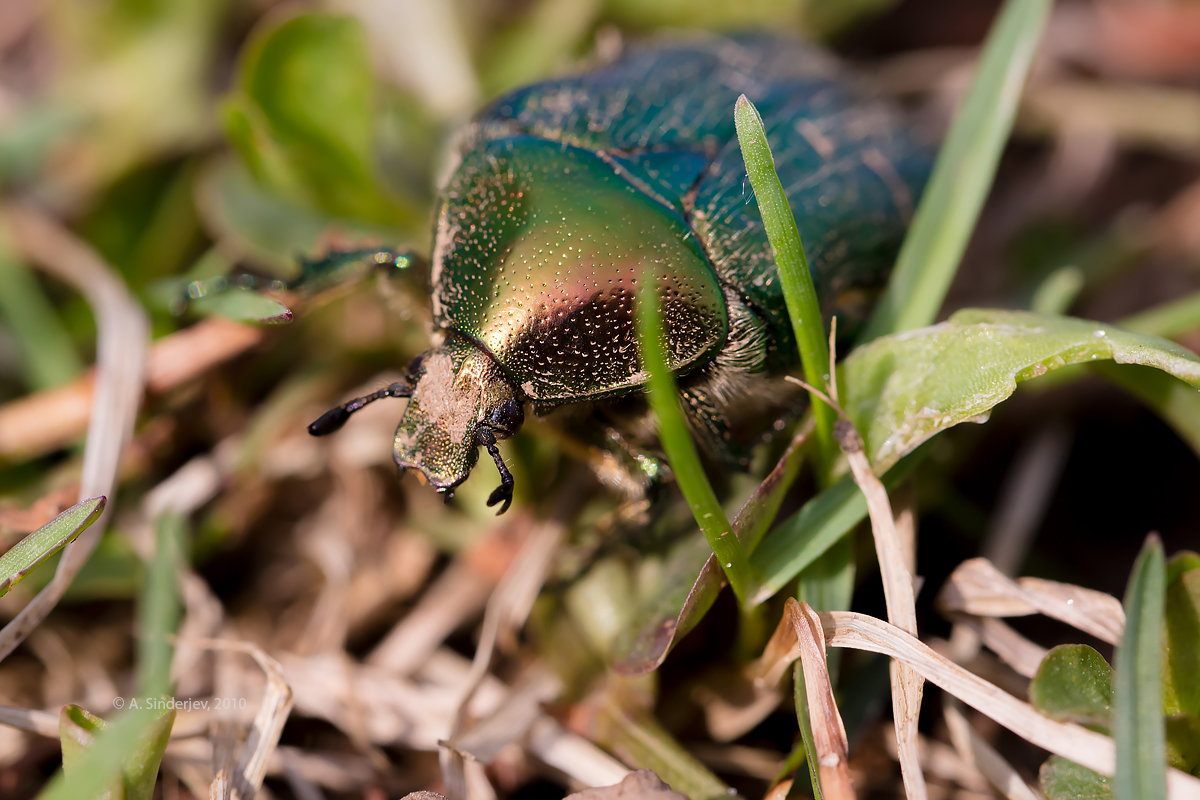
[307,35,931,514]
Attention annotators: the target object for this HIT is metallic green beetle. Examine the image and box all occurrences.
[308,35,931,513]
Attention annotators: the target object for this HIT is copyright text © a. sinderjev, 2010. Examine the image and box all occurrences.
[111,696,247,712]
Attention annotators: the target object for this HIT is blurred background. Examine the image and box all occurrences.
[0,0,1199,797]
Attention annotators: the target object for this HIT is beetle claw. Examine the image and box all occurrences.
[486,483,513,515]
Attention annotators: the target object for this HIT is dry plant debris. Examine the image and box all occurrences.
[1,1,1199,798]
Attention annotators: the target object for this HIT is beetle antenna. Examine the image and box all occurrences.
[307,381,413,436]
[477,428,514,515]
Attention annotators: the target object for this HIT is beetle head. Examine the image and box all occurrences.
[392,335,523,513]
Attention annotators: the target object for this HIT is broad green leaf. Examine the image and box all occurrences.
[1029,644,1113,728]
[1113,537,1167,800]
[841,309,1200,473]
[0,497,105,598]
[1040,755,1113,800]
[196,157,399,273]
[861,0,1051,340]
[223,13,417,228]
[1163,555,1200,717]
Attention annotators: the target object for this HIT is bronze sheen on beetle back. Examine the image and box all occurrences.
[307,35,932,514]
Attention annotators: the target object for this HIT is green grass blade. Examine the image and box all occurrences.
[136,512,184,699]
[793,660,823,799]
[860,0,1052,341]
[637,279,754,605]
[1113,536,1167,800]
[735,95,834,467]
[0,497,106,598]
[43,707,174,800]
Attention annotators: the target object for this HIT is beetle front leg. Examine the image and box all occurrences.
[476,427,515,515]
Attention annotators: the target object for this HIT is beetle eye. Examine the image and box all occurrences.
[488,399,524,436]
[406,353,425,376]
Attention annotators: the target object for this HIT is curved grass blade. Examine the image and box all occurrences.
[636,280,753,606]
[735,95,833,466]
[0,497,106,598]
[1113,537,1167,800]
[861,0,1052,340]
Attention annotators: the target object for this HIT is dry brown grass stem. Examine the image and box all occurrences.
[789,332,928,800]
[820,610,1200,798]
[0,206,147,665]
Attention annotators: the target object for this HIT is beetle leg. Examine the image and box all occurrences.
[476,427,515,515]
[307,380,413,436]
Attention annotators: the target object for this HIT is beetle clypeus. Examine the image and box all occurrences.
[307,35,931,514]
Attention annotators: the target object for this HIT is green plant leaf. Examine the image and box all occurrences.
[51,705,175,800]
[1040,755,1114,800]
[1029,644,1113,729]
[0,497,106,598]
[861,0,1051,340]
[223,13,417,227]
[136,513,184,699]
[841,309,1200,473]
[187,286,293,324]
[196,157,400,274]
[1163,554,1200,718]
[1113,536,1168,800]
[58,705,112,795]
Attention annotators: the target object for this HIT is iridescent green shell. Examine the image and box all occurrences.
[431,137,727,402]
[430,35,930,402]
